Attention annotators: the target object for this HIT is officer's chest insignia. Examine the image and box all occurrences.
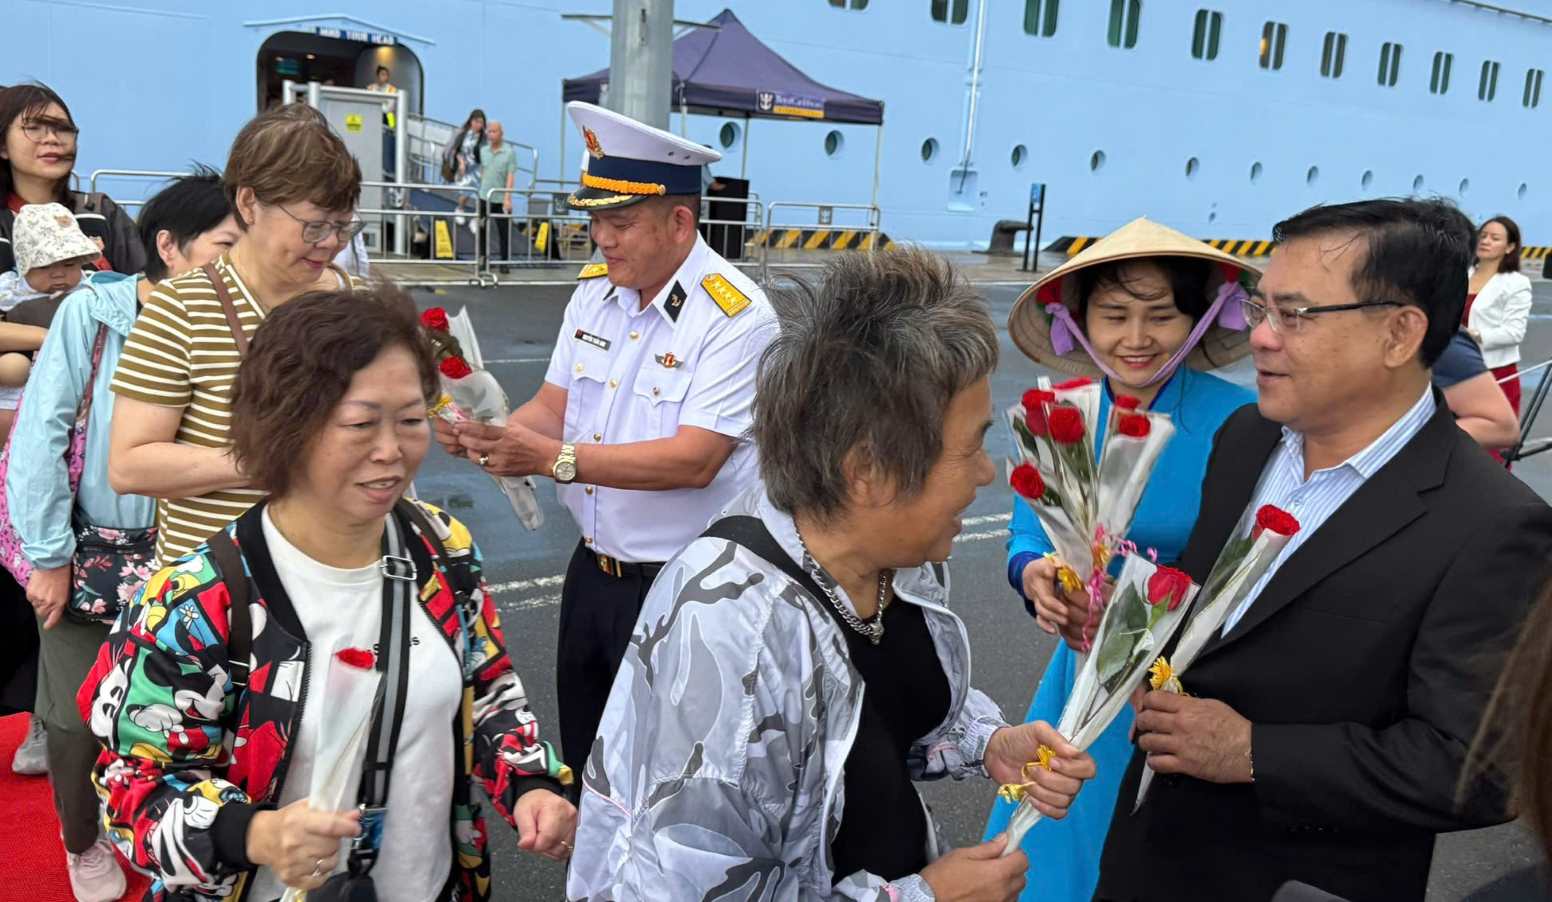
[664,281,687,322]
[702,273,750,318]
[655,352,681,369]
[577,262,609,280]
[574,329,611,351]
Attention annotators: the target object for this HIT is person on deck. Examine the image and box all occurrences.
[984,218,1256,902]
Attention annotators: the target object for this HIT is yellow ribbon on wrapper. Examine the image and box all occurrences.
[996,744,1055,803]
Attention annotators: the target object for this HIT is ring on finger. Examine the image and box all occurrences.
[311,858,327,878]
[478,453,491,468]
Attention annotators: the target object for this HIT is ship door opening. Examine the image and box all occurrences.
[256,31,423,117]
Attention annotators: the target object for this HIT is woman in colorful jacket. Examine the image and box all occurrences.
[570,247,1096,902]
[5,169,237,902]
[82,285,575,902]
[983,219,1257,902]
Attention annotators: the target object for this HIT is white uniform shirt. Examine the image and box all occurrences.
[543,235,775,562]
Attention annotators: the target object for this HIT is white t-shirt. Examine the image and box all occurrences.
[248,510,464,902]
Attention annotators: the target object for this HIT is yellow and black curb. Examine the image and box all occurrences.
[1522,246,1551,260]
[1049,235,1275,258]
[746,228,897,252]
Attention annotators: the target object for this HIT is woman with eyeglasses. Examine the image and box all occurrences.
[988,218,1257,902]
[0,83,146,276]
[108,104,367,567]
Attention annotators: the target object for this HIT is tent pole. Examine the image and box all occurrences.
[559,102,568,184]
[870,121,884,215]
[680,98,689,137]
[741,114,750,179]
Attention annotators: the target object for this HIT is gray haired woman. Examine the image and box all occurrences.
[569,247,1095,902]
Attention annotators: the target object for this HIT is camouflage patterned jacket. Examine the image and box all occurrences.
[80,500,569,902]
[569,489,1009,901]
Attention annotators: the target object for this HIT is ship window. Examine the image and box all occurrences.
[1191,10,1222,61]
[1378,42,1402,88]
[1250,161,1264,184]
[1024,0,1059,37]
[719,122,741,149]
[1320,31,1347,79]
[921,138,940,162]
[1259,21,1288,71]
[931,0,969,25]
[1185,157,1200,179]
[1524,68,1544,108]
[1430,52,1453,95]
[1459,178,1470,196]
[1413,175,1425,193]
[1012,144,1029,169]
[1306,166,1320,186]
[829,0,870,8]
[824,130,844,157]
[1480,60,1501,101]
[1361,170,1375,190]
[1090,150,1107,172]
[1107,0,1141,49]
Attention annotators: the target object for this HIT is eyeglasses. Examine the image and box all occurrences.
[1240,297,1403,335]
[20,119,78,143]
[272,204,365,244]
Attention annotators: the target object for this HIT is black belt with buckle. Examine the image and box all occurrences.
[587,546,665,580]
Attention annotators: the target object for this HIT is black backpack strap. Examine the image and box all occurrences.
[207,531,252,692]
[396,499,477,602]
[700,516,830,607]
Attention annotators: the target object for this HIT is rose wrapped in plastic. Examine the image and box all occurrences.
[1131,503,1301,810]
[998,554,1199,855]
[421,308,544,530]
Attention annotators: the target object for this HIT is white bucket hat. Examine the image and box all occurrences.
[13,202,101,276]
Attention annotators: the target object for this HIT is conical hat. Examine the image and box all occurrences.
[1007,217,1261,379]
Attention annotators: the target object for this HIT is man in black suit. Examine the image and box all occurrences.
[1096,198,1552,902]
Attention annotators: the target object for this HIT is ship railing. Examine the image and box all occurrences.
[404,113,540,190]
[87,169,194,214]
[357,180,489,287]
[1503,357,1552,465]
[759,201,884,284]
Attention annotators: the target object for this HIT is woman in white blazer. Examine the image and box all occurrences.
[1465,215,1533,418]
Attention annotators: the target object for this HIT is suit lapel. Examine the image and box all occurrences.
[1200,404,1454,660]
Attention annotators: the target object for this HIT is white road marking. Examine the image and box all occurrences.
[489,513,1013,612]
[485,357,552,364]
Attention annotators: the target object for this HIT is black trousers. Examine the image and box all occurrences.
[555,541,662,784]
[477,199,510,268]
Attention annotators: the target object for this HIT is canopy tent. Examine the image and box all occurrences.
[561,8,886,204]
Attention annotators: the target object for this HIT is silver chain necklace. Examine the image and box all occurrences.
[794,526,890,645]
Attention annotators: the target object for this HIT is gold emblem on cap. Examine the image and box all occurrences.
[584,127,605,159]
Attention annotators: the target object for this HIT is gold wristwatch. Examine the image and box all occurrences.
[552,442,578,484]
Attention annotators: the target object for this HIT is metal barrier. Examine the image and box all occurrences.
[759,201,885,283]
[88,169,193,214]
[1504,357,1552,464]
[406,113,539,190]
[356,180,489,286]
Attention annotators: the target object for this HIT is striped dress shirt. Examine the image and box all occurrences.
[1222,388,1437,633]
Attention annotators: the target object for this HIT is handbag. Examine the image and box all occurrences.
[0,324,156,622]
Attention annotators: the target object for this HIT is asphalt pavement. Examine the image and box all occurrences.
[405,274,1552,901]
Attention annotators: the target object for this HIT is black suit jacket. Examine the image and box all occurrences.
[1096,398,1552,902]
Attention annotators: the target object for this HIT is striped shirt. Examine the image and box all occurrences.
[1222,388,1437,633]
[109,255,358,565]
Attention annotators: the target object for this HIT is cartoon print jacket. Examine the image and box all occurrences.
[79,499,570,902]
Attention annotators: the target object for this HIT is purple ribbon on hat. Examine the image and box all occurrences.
[1046,279,1248,387]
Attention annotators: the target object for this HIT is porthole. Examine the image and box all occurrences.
[1185,157,1200,179]
[1361,169,1375,190]
[1459,178,1470,196]
[1306,166,1320,186]
[824,130,844,157]
[1090,150,1107,172]
[718,122,741,149]
[1518,182,1530,200]
[1250,161,1264,184]
[1208,210,1218,224]
[1011,144,1028,169]
[1412,174,1425,193]
[921,138,940,163]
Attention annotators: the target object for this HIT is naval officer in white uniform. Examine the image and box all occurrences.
[438,101,775,780]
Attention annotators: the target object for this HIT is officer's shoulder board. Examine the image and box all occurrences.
[577,262,609,280]
[701,273,750,318]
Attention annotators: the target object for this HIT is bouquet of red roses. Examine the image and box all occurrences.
[1007,377,1177,647]
[421,307,543,530]
[1131,502,1301,810]
[999,553,1199,854]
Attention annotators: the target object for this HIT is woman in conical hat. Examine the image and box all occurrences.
[985,217,1259,902]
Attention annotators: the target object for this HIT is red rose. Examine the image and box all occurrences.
[1114,395,1142,410]
[420,307,450,332]
[1146,566,1193,611]
[439,356,474,379]
[1025,406,1049,437]
[335,647,376,670]
[1116,414,1151,438]
[1048,406,1085,444]
[1053,377,1093,391]
[1252,505,1301,540]
[1010,463,1046,501]
[1022,388,1056,410]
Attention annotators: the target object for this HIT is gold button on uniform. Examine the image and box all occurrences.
[593,433,602,441]
[585,486,594,495]
[575,363,584,373]
[629,330,640,340]
[652,387,660,397]
[609,378,618,389]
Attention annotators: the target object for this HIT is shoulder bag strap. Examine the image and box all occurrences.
[75,324,110,424]
[700,515,830,608]
[348,511,417,877]
[202,262,249,358]
[207,531,253,692]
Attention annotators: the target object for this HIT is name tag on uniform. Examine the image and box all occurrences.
[574,329,611,351]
